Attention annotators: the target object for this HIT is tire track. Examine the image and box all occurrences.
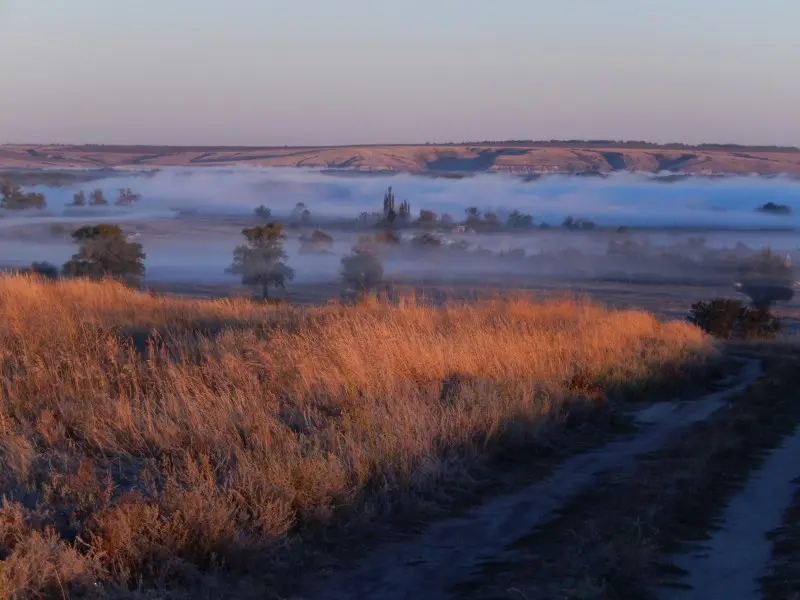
[299,360,761,600]
[658,426,800,600]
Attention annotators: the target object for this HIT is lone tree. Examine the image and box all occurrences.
[227,223,294,299]
[0,180,46,210]
[62,224,145,286]
[341,237,384,296]
[290,202,311,225]
[70,190,86,206]
[90,189,108,206]
[254,204,272,222]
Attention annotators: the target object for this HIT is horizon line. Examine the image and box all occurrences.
[3,139,800,152]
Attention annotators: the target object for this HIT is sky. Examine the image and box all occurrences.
[0,0,798,146]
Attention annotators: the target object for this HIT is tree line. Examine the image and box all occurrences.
[0,180,143,210]
[19,221,384,301]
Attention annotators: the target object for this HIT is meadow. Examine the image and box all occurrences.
[0,276,713,598]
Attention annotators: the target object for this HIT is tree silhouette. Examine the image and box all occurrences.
[418,209,438,227]
[89,189,108,206]
[70,190,86,206]
[299,229,334,254]
[290,202,311,224]
[115,188,141,205]
[62,224,145,286]
[383,186,397,224]
[21,262,59,280]
[254,205,272,222]
[398,199,411,222]
[507,210,534,228]
[0,180,46,210]
[341,237,384,296]
[227,223,294,299]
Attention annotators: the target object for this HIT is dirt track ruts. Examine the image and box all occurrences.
[298,360,761,600]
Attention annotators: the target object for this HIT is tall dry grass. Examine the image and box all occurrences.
[0,275,712,598]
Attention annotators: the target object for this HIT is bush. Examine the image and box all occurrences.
[688,298,781,340]
[24,262,59,280]
[757,201,791,215]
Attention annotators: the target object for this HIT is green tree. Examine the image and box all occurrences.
[227,223,294,299]
[341,237,384,295]
[62,224,145,286]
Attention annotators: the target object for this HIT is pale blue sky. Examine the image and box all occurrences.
[0,0,797,146]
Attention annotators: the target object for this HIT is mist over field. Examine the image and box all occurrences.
[18,167,800,227]
[4,167,800,285]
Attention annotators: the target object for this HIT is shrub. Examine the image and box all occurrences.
[688,298,781,340]
[757,201,791,215]
[22,262,59,280]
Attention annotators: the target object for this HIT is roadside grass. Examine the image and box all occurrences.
[453,344,800,600]
[0,275,714,598]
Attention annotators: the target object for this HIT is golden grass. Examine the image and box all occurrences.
[0,275,713,597]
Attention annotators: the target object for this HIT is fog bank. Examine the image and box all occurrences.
[17,167,800,229]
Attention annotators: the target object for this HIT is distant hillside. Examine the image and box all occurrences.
[3,142,800,175]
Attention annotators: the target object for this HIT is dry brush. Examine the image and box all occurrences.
[0,276,713,597]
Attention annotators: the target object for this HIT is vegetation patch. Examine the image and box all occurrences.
[688,298,782,340]
[0,276,713,598]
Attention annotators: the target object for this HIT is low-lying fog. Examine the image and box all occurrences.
[3,168,800,286]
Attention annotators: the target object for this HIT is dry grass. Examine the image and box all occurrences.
[0,275,712,598]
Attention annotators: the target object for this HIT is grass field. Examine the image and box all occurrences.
[0,276,713,598]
